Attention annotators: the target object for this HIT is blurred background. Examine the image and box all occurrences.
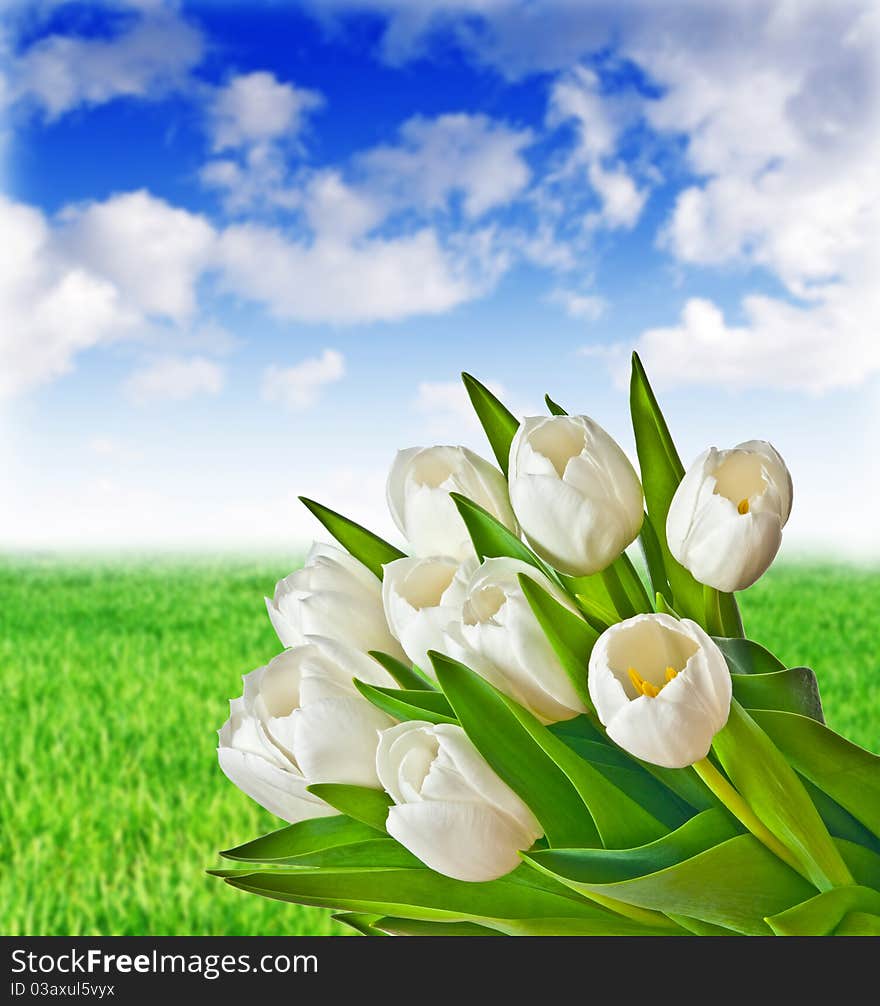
[1,0,878,935]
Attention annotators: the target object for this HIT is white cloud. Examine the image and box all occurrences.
[0,195,137,398]
[215,199,496,324]
[359,112,533,217]
[547,66,647,230]
[124,355,225,403]
[262,349,345,410]
[60,190,215,320]
[207,71,324,152]
[10,9,203,118]
[548,287,607,321]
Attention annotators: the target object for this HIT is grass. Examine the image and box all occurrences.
[0,557,877,935]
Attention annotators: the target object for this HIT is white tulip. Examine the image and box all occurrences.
[387,445,517,561]
[588,613,732,769]
[266,541,405,660]
[381,554,476,674]
[666,440,793,593]
[376,721,542,881]
[218,638,396,821]
[442,556,589,723]
[508,415,644,576]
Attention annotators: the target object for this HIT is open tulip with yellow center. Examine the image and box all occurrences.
[666,440,793,593]
[588,612,732,769]
[508,414,644,576]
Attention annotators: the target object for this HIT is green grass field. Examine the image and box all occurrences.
[1,557,877,936]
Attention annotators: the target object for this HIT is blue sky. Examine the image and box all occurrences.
[1,0,878,555]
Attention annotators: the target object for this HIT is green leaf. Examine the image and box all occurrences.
[766,885,880,936]
[639,514,673,607]
[305,784,392,832]
[298,497,404,579]
[732,667,824,722]
[752,709,880,838]
[715,636,786,675]
[517,573,596,708]
[834,911,880,935]
[354,679,457,725]
[548,717,694,829]
[653,592,680,618]
[434,653,668,849]
[374,917,498,936]
[429,652,600,848]
[264,838,422,870]
[545,393,567,416]
[461,372,519,476]
[572,593,615,632]
[802,779,880,853]
[712,701,853,890]
[368,650,436,691]
[527,824,816,936]
[629,352,742,633]
[837,837,880,890]
[221,863,623,927]
[332,912,387,936]
[221,815,379,863]
[450,492,562,585]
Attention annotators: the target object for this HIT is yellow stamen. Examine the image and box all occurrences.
[627,665,678,698]
[737,498,750,515]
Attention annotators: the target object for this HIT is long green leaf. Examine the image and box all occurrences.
[766,885,880,936]
[461,372,519,476]
[732,667,824,722]
[629,352,742,633]
[527,829,815,936]
[715,636,785,675]
[305,784,391,832]
[375,917,498,935]
[451,492,561,585]
[834,911,880,935]
[751,709,880,837]
[354,679,457,725]
[712,701,853,890]
[517,573,596,709]
[222,863,621,926]
[332,912,387,936]
[429,652,600,848]
[368,650,436,691]
[434,653,667,849]
[544,394,567,416]
[222,815,378,863]
[638,513,672,606]
[298,497,404,579]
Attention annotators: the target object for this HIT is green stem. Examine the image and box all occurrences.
[601,562,637,619]
[703,585,724,636]
[692,757,811,882]
[717,591,745,638]
[613,553,654,613]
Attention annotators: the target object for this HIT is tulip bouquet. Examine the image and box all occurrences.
[213,355,880,936]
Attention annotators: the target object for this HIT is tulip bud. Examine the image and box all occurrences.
[266,541,405,660]
[588,613,732,769]
[381,554,476,674]
[387,445,517,561]
[376,721,542,881]
[508,415,644,576]
[218,639,396,821]
[666,440,793,592]
[442,556,589,723]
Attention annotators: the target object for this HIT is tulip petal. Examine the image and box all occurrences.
[386,801,536,882]
[293,696,394,788]
[217,746,334,823]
